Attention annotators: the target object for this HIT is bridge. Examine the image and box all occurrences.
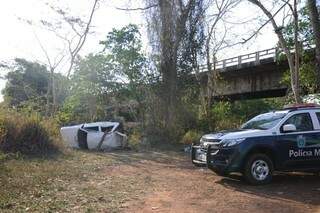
[197,47,289,100]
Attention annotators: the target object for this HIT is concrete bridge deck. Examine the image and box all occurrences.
[197,47,289,100]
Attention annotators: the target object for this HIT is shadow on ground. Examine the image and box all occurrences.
[88,149,188,166]
[216,172,320,206]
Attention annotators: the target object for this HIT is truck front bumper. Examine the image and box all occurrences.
[191,145,207,166]
[191,144,242,174]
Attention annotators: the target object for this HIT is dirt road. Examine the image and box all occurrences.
[2,150,320,212]
[113,151,320,213]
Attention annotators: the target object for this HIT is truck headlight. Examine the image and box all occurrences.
[221,138,246,147]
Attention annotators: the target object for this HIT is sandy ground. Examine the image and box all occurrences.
[2,150,320,212]
[112,151,320,213]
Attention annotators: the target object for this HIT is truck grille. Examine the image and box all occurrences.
[201,138,221,143]
[200,139,221,150]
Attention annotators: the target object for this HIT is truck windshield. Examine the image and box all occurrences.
[241,112,287,130]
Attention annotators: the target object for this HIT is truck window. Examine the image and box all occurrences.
[282,113,313,132]
[317,113,320,125]
[101,126,113,132]
[83,126,99,132]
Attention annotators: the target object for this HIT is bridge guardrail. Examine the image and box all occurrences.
[197,42,315,73]
[197,47,278,73]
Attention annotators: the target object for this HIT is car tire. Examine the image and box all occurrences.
[244,153,273,185]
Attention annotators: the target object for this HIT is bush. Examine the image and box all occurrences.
[181,130,202,145]
[206,98,285,132]
[0,110,62,156]
[128,129,143,147]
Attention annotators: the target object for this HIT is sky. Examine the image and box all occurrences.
[0,0,281,102]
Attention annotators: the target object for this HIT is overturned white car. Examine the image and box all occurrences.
[60,122,128,150]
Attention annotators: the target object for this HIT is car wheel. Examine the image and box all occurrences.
[244,153,273,185]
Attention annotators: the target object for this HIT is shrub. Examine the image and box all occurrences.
[128,129,143,149]
[0,110,62,156]
[181,130,202,145]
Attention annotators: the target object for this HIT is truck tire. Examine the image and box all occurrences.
[244,153,273,185]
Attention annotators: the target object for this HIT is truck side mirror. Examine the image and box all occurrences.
[282,124,297,133]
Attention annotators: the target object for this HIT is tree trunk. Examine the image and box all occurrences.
[45,75,51,116]
[159,0,179,131]
[248,0,302,103]
[307,0,320,90]
[96,130,109,150]
[205,41,216,130]
[51,68,56,115]
[160,56,178,129]
[293,0,301,102]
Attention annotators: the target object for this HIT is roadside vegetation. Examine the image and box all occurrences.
[0,108,62,156]
[0,150,155,212]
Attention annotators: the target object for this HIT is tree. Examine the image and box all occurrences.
[60,25,149,124]
[100,24,148,87]
[23,0,100,115]
[282,7,318,95]
[46,0,100,78]
[306,0,320,89]
[2,58,67,114]
[248,0,302,103]
[100,24,149,122]
[60,54,117,123]
[198,0,239,122]
[143,0,199,136]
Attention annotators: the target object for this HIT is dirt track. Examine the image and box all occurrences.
[112,151,320,213]
[2,150,320,212]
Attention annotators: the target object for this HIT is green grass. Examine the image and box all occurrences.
[0,150,153,212]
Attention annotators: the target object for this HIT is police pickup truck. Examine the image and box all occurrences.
[191,104,320,185]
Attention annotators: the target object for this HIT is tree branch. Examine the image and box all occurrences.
[66,0,99,78]
[116,4,158,11]
[240,0,289,44]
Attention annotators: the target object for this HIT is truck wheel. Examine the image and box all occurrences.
[244,153,273,185]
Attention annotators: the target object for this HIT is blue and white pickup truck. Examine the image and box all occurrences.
[192,104,320,184]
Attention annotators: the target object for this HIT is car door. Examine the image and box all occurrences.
[310,112,320,167]
[276,112,317,170]
[85,126,104,149]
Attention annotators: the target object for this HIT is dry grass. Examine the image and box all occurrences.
[0,149,154,213]
[1,149,320,213]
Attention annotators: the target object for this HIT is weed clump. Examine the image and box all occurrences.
[181,130,202,145]
[0,110,62,156]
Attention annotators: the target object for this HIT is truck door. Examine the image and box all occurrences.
[276,112,317,170]
[84,126,104,149]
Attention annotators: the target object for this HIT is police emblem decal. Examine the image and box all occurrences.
[297,135,306,148]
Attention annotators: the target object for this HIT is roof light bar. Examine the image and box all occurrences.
[283,103,320,110]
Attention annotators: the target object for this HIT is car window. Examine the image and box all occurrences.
[282,113,313,132]
[317,112,320,125]
[83,126,99,132]
[101,126,113,132]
